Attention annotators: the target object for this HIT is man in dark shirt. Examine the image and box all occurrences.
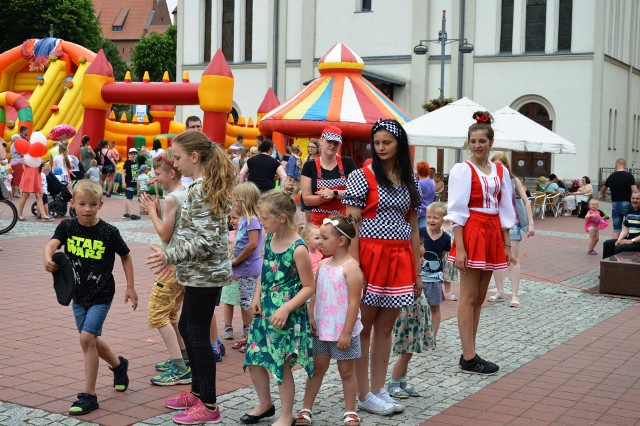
[600,158,638,239]
[602,191,640,258]
[238,139,287,192]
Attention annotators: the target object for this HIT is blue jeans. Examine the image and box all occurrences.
[611,201,631,232]
[73,302,112,336]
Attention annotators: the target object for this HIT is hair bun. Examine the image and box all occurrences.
[472,111,493,124]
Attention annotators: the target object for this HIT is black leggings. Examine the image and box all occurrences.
[178,286,221,404]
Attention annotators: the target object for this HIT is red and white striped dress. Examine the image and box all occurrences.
[445,161,515,271]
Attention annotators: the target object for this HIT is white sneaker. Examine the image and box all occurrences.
[374,388,405,413]
[357,392,395,416]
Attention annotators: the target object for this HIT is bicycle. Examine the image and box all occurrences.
[0,187,18,235]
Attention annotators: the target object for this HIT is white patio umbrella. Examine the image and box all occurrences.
[492,107,577,154]
[405,97,525,150]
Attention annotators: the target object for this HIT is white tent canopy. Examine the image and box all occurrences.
[405,98,576,154]
[404,97,524,150]
[492,107,576,154]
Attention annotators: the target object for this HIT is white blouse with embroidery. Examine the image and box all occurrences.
[444,161,516,230]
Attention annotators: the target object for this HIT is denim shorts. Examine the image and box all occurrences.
[72,302,112,336]
[424,280,444,306]
[612,201,631,232]
[114,173,122,184]
[510,224,522,241]
[125,187,135,200]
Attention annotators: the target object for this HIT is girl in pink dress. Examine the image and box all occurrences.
[585,199,608,255]
[298,216,363,426]
[445,111,515,376]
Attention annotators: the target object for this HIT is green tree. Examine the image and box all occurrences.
[131,25,177,82]
[0,0,103,52]
[100,39,129,82]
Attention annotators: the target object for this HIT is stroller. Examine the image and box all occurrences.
[31,172,76,218]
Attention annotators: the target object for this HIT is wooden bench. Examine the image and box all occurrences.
[599,252,640,297]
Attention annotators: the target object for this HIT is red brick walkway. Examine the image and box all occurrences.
[425,305,640,425]
[0,196,634,425]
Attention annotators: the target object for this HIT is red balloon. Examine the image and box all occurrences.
[28,142,48,158]
[14,138,30,155]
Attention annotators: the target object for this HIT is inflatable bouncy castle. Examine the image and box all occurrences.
[1,38,264,159]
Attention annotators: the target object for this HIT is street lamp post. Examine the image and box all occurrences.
[413,10,474,100]
[414,9,474,167]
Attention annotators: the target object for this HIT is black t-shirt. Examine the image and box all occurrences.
[420,230,452,279]
[123,159,138,188]
[301,156,357,193]
[246,154,281,192]
[604,171,636,202]
[52,219,130,306]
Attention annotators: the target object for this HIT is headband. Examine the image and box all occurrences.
[322,218,352,240]
[372,119,403,139]
[158,154,176,171]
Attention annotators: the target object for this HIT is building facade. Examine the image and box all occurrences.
[95,0,172,63]
[176,0,640,181]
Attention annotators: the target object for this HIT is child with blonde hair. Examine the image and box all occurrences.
[147,131,236,423]
[44,179,137,415]
[300,224,323,276]
[585,198,608,255]
[241,189,315,426]
[140,149,191,386]
[298,216,363,426]
[224,182,263,353]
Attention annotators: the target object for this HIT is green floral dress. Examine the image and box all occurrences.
[243,235,314,384]
[392,293,435,354]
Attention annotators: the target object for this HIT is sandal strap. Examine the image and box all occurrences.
[343,412,360,425]
[296,408,313,425]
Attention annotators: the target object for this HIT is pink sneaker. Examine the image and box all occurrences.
[165,390,200,410]
[172,400,221,424]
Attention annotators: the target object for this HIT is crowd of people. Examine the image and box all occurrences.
[32,109,639,426]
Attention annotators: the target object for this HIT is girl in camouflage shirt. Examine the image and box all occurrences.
[147,130,235,424]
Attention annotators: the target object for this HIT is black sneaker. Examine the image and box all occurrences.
[110,356,129,391]
[69,393,99,416]
[129,214,141,220]
[460,354,499,376]
[123,214,130,219]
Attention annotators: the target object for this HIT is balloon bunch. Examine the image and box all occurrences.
[13,132,48,168]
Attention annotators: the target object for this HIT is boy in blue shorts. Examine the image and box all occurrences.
[420,202,451,343]
[44,179,138,415]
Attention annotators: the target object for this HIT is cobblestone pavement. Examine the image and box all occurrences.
[1,267,633,425]
[1,200,634,426]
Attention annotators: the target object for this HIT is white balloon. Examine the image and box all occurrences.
[30,131,47,145]
[23,154,43,168]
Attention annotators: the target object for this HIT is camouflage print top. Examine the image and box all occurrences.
[164,178,232,287]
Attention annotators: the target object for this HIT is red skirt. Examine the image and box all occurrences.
[359,237,415,308]
[448,210,507,271]
[19,166,42,194]
[11,163,24,186]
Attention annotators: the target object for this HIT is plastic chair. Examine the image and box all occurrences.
[545,193,563,217]
[531,194,547,219]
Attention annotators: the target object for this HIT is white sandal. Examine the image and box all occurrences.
[343,411,360,425]
[488,293,505,302]
[296,408,312,425]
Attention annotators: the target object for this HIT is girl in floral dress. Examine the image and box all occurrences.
[242,190,315,426]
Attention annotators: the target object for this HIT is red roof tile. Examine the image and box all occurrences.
[93,0,171,41]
